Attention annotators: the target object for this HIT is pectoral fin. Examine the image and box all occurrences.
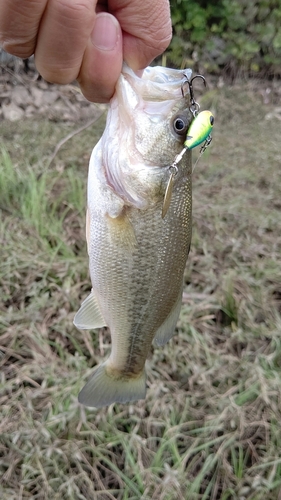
[153,291,182,346]
[106,211,136,251]
[73,290,106,330]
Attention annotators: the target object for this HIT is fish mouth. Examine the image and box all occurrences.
[123,64,192,102]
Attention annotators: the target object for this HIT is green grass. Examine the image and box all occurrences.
[1,83,281,499]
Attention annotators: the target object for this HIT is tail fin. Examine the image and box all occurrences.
[78,362,146,408]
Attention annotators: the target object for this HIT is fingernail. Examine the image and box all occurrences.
[91,13,119,51]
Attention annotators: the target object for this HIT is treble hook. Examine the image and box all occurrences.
[181,74,207,117]
[189,75,206,102]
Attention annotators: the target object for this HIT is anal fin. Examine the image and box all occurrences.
[74,290,106,330]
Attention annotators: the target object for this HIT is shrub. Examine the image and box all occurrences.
[167,0,281,76]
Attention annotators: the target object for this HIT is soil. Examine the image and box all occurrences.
[0,53,102,123]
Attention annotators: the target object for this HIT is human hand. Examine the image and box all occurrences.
[0,0,172,102]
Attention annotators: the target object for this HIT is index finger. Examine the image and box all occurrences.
[0,0,47,58]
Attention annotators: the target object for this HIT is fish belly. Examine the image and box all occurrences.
[88,172,192,379]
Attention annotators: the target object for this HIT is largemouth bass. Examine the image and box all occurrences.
[74,64,193,408]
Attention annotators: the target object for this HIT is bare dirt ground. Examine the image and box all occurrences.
[0,55,102,124]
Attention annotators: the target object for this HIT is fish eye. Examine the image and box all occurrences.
[210,115,214,125]
[172,115,189,136]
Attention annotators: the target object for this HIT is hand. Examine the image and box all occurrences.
[0,0,172,102]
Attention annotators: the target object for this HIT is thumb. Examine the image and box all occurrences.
[78,13,123,103]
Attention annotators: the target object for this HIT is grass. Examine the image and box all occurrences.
[1,82,281,499]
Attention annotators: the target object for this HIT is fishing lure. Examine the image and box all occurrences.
[162,76,214,218]
[184,110,214,150]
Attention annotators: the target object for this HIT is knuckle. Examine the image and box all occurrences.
[0,39,34,59]
[55,0,94,21]
[37,65,76,85]
[156,28,173,52]
[149,12,172,51]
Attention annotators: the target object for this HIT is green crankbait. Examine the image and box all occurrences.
[184,110,214,150]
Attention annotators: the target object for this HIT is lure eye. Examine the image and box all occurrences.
[172,114,189,136]
[210,115,214,126]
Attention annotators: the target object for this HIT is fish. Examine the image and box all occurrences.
[184,110,214,150]
[74,64,194,408]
